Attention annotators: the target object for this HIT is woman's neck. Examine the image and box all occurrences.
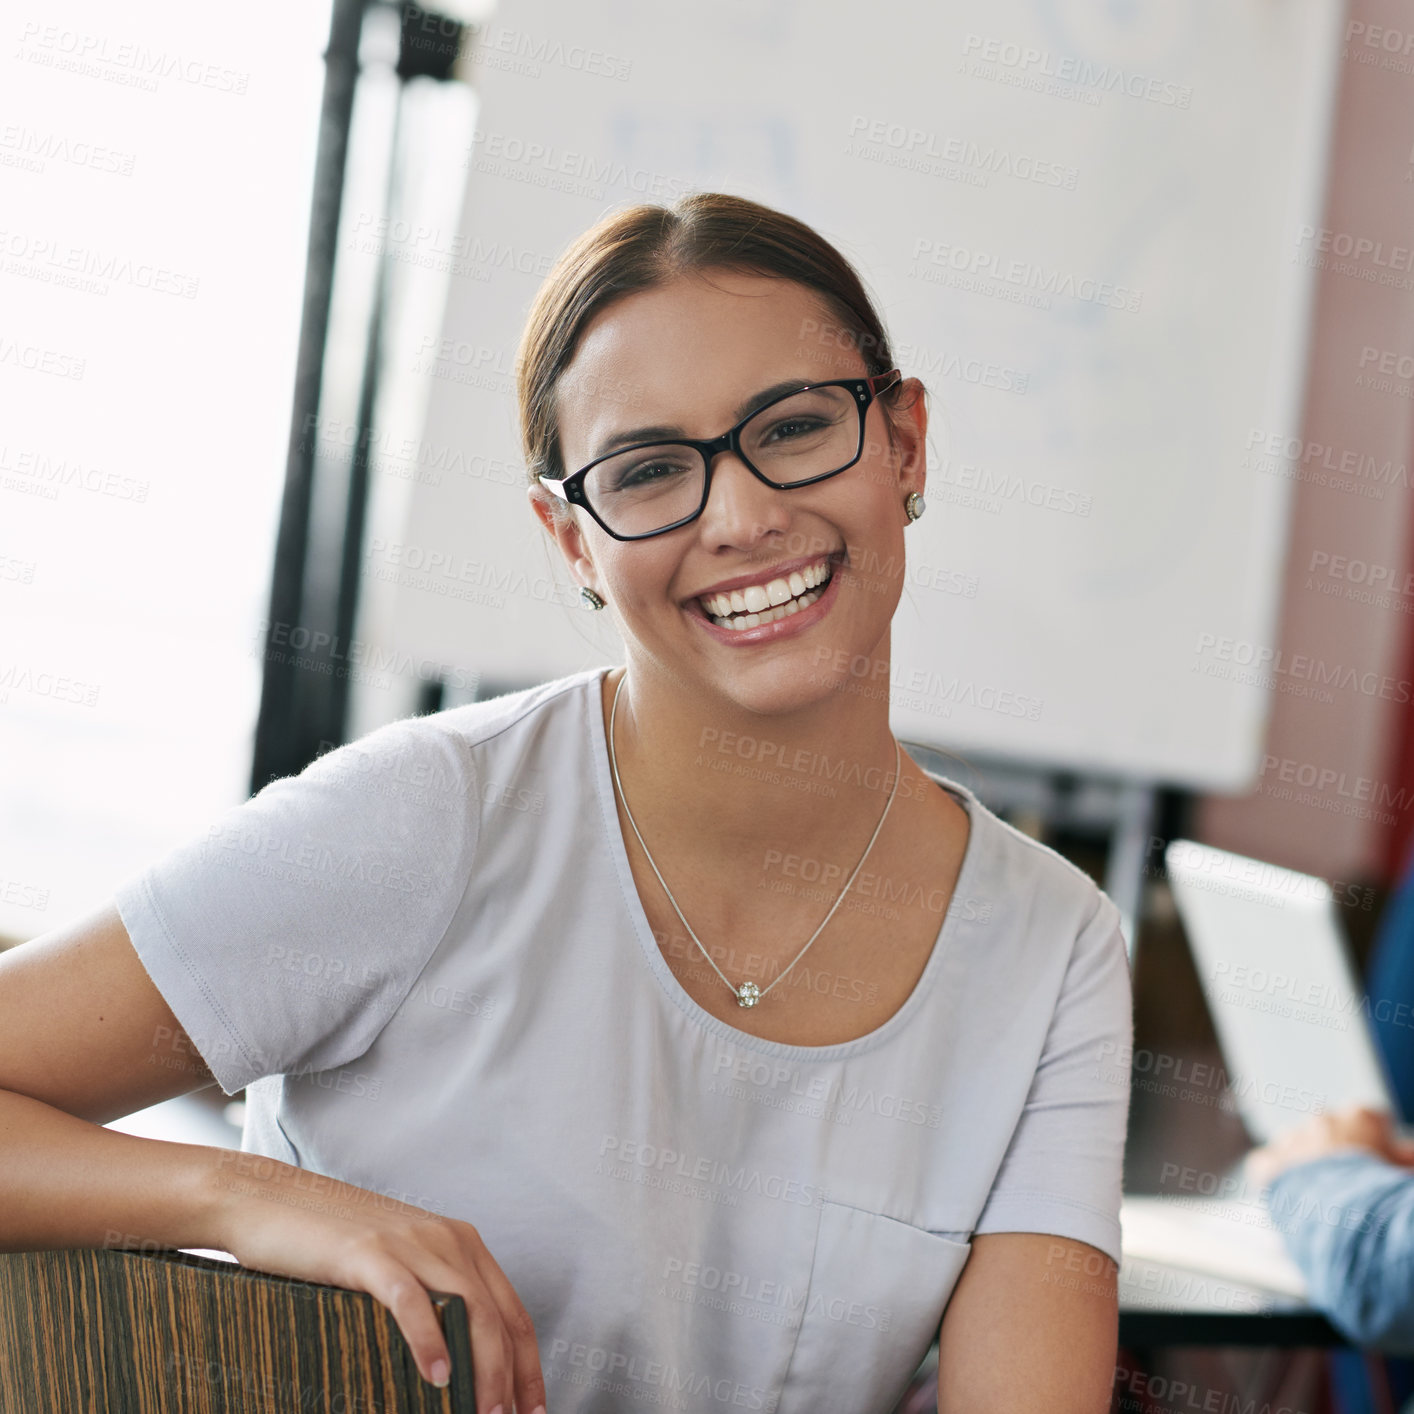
[599,662,925,884]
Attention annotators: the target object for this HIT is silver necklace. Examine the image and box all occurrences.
[607,671,903,1008]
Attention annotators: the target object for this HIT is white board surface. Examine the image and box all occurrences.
[384,0,1344,790]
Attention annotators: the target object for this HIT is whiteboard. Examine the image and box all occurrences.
[381,0,1344,790]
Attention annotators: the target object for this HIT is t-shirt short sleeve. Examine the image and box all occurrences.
[112,715,477,1096]
[972,890,1134,1265]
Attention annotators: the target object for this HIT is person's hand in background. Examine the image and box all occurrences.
[1245,1105,1414,1189]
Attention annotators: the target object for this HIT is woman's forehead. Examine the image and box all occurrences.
[565,268,837,373]
[556,274,859,452]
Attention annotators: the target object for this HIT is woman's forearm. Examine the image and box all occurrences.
[0,1086,234,1255]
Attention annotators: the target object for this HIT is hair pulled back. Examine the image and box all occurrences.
[516,192,902,490]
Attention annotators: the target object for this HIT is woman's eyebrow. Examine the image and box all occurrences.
[590,378,812,459]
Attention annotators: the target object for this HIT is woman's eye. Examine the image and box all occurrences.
[765,417,825,442]
[617,459,690,488]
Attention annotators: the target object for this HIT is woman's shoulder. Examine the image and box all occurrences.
[401,664,605,757]
[322,666,605,793]
[248,668,601,851]
[928,769,1124,945]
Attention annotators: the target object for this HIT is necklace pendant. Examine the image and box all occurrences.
[736,981,762,1008]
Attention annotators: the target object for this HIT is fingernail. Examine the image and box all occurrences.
[488,1406,504,1414]
[429,1358,449,1387]
[532,1406,547,1414]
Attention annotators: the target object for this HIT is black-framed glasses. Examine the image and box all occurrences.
[536,369,903,541]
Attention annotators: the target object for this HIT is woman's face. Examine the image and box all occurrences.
[529,269,927,714]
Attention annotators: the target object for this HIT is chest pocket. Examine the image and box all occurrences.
[777,1200,971,1414]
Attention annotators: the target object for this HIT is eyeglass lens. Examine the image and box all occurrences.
[582,384,862,537]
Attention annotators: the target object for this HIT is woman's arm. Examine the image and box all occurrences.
[936,1233,1116,1413]
[935,891,1128,1409]
[0,904,549,1412]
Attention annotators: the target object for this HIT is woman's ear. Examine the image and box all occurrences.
[887,378,929,494]
[527,484,599,591]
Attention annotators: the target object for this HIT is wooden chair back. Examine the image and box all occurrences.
[0,1245,475,1412]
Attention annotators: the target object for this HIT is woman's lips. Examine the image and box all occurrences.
[687,552,845,645]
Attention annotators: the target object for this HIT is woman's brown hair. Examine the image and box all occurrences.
[516,191,906,494]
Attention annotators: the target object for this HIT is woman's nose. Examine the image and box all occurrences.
[698,451,791,543]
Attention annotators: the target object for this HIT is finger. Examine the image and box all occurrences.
[1353,1107,1391,1139]
[353,1254,458,1388]
[396,1251,517,1414]
[458,1227,551,1414]
[461,1286,517,1414]
[462,1243,547,1414]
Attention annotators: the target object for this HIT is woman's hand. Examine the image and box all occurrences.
[1245,1105,1414,1190]
[209,1153,547,1414]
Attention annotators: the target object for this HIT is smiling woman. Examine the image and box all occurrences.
[0,191,1131,1414]
[510,192,1130,1410]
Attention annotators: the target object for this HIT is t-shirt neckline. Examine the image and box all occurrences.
[584,664,984,1060]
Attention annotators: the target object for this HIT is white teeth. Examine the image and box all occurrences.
[699,557,834,620]
[707,585,825,631]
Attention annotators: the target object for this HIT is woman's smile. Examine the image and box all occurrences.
[683,547,848,644]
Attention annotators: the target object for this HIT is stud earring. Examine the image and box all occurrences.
[904,491,926,523]
[580,586,606,610]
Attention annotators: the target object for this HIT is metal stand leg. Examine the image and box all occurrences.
[1106,781,1156,961]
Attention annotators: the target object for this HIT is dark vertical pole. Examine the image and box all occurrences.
[250,0,366,794]
[327,6,468,742]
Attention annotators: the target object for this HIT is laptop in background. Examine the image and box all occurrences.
[1165,838,1398,1143]
[1118,839,1401,1299]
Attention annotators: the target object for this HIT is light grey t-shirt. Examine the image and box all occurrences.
[114,663,1133,1414]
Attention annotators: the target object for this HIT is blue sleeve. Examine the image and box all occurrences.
[1364,856,1414,1122]
[1267,1151,1414,1352]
